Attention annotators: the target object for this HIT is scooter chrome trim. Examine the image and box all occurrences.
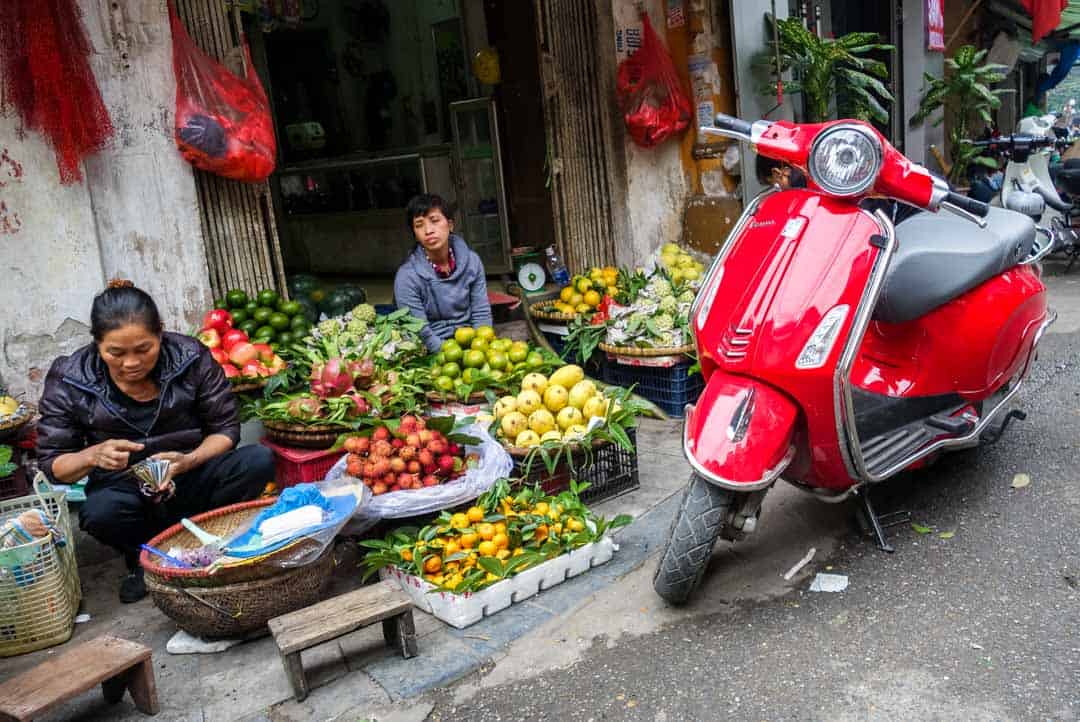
[681,406,796,491]
[832,208,899,482]
[1023,226,1055,265]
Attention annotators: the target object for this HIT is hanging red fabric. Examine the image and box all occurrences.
[168,2,276,183]
[1020,0,1069,43]
[0,0,114,184]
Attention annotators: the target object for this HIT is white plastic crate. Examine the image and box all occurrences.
[379,537,617,628]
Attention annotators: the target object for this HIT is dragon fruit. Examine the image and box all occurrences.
[310,357,354,398]
[286,395,323,421]
[347,358,376,388]
[342,390,372,417]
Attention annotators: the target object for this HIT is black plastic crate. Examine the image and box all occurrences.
[510,428,639,504]
[603,358,704,418]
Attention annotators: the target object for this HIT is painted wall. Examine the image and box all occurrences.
[610,0,691,269]
[0,0,212,401]
[902,0,945,171]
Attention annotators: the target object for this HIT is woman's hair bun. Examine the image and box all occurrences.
[106,278,135,290]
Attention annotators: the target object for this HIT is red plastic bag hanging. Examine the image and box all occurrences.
[615,13,692,149]
[168,3,276,183]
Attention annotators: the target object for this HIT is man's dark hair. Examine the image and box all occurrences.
[405,193,454,229]
[90,280,164,342]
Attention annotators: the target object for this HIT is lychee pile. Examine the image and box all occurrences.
[342,415,469,495]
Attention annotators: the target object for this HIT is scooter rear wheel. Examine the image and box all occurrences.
[653,473,735,605]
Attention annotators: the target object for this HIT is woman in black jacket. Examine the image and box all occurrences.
[36,280,274,602]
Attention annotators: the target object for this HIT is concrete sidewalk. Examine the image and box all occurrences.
[0,418,691,722]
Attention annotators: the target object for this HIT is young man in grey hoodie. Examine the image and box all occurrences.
[394,194,493,352]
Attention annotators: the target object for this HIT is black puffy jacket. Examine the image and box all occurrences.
[36,332,240,489]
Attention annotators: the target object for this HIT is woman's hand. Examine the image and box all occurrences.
[87,439,144,471]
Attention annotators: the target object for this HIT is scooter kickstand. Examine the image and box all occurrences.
[859,492,896,553]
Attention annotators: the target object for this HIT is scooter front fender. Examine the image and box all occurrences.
[683,372,798,492]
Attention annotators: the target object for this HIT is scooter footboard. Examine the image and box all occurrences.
[683,373,799,492]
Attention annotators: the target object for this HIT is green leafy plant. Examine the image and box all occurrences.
[0,445,15,478]
[758,16,894,123]
[909,45,1011,185]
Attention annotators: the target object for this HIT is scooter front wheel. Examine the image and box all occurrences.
[653,473,735,605]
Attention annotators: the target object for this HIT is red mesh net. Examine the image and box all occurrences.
[0,0,114,184]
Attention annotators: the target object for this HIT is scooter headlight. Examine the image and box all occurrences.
[807,124,882,196]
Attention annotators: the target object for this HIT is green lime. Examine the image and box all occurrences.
[226,289,249,308]
[508,344,528,364]
[486,350,508,370]
[256,289,280,308]
[268,312,290,331]
[462,367,477,384]
[433,353,446,366]
[275,331,294,346]
[463,349,485,369]
[443,344,463,364]
[309,288,325,304]
[279,300,303,317]
[255,325,275,340]
[526,351,545,369]
[429,365,442,380]
[214,297,229,310]
[243,301,259,315]
[230,309,249,325]
[435,375,454,392]
[453,327,476,346]
[441,361,461,379]
[238,319,260,337]
[489,369,505,382]
[253,307,273,324]
[470,338,489,353]
[289,315,310,333]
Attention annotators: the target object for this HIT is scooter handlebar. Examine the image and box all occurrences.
[713,113,754,138]
[945,192,990,218]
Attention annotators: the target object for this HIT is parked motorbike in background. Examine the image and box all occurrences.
[653,113,1055,604]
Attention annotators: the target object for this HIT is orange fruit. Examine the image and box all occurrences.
[492,532,509,550]
[496,549,511,560]
[423,556,442,573]
[477,523,496,541]
[533,502,550,515]
[443,540,461,556]
[478,540,497,557]
[459,533,478,549]
[512,548,525,557]
[494,522,507,535]
[450,512,469,529]
[534,524,549,541]
[466,506,485,523]
[400,549,413,562]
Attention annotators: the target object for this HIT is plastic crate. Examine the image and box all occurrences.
[511,428,639,504]
[603,358,704,418]
[261,439,345,489]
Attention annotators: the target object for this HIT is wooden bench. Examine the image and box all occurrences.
[0,635,158,721]
[268,580,418,701]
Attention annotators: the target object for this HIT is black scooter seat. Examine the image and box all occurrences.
[873,207,1035,324]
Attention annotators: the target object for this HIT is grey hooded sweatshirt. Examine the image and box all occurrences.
[393,234,493,352]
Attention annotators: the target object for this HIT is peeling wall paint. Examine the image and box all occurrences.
[611,0,691,269]
[0,0,212,400]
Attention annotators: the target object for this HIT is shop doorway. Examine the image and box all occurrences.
[246,0,555,291]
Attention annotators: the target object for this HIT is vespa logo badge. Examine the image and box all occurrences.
[749,218,776,230]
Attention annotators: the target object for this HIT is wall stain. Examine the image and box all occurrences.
[0,201,21,235]
[0,148,24,188]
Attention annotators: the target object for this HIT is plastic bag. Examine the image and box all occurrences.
[168,3,276,183]
[616,14,692,148]
[326,422,512,522]
[217,477,367,568]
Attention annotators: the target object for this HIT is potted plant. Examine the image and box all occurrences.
[757,16,895,124]
[909,45,1012,187]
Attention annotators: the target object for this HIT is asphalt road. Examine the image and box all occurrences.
[426,314,1080,720]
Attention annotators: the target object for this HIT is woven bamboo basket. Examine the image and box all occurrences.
[0,403,33,442]
[0,475,81,658]
[528,300,579,322]
[230,379,268,394]
[145,549,335,639]
[262,420,349,449]
[598,342,695,357]
[425,390,488,405]
[140,499,321,588]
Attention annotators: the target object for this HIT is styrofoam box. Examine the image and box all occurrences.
[379,537,617,629]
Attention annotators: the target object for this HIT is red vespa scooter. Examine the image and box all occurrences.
[653,113,1056,604]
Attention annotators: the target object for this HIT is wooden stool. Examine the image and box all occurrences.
[0,635,158,721]
[268,580,417,701]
